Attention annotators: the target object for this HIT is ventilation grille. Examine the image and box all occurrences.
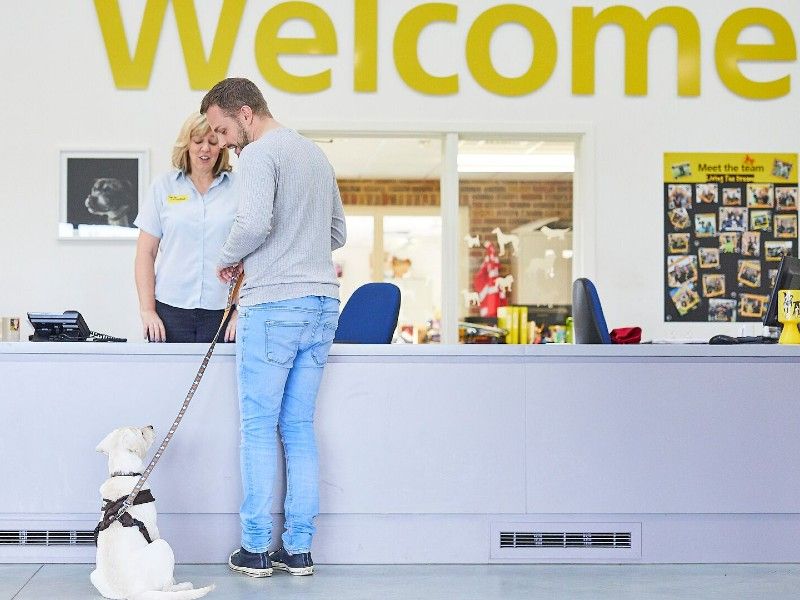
[500,531,632,549]
[0,530,95,546]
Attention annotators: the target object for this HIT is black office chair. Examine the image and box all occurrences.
[572,278,612,344]
[334,283,401,344]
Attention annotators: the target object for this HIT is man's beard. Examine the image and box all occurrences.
[236,119,250,151]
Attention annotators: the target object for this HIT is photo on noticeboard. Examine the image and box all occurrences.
[708,298,736,322]
[719,207,747,233]
[739,293,769,319]
[667,255,698,289]
[702,273,726,299]
[664,153,799,322]
[718,232,739,254]
[722,187,742,206]
[669,282,701,316]
[746,184,774,209]
[772,159,793,180]
[698,247,720,269]
[667,184,692,210]
[737,260,761,289]
[741,231,760,257]
[776,187,797,211]
[696,183,718,205]
[667,233,690,254]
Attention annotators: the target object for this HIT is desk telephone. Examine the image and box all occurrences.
[27,311,127,342]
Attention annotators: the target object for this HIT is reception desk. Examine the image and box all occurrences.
[2,342,800,564]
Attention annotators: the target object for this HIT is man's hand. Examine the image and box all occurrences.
[224,308,238,342]
[217,261,243,284]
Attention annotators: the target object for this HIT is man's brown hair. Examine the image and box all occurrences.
[200,78,272,118]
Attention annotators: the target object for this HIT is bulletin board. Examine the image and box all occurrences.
[664,153,798,322]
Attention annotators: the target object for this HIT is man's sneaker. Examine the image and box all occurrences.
[269,547,314,576]
[228,547,272,577]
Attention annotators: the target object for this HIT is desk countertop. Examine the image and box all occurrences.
[2,341,799,360]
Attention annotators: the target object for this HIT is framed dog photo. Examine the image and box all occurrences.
[59,150,148,240]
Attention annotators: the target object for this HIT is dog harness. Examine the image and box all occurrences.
[93,475,156,545]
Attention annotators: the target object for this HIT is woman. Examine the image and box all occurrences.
[134,113,237,342]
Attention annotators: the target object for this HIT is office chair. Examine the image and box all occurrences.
[334,282,401,344]
[572,278,612,344]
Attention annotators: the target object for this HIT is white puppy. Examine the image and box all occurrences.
[91,426,214,600]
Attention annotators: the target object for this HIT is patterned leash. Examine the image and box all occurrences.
[111,272,243,524]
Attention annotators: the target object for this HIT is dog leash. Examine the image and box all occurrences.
[109,272,243,526]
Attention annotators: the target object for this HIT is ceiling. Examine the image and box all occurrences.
[309,136,575,181]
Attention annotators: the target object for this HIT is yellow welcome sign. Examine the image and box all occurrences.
[93,1,797,98]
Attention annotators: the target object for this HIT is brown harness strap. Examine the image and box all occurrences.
[93,489,156,544]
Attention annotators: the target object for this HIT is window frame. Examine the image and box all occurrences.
[300,126,595,344]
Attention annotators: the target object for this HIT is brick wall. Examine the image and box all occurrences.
[338,180,441,207]
[458,181,572,277]
[338,178,573,277]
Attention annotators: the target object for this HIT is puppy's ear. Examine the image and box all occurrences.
[96,430,118,455]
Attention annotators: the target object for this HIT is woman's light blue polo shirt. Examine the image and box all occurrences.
[134,169,237,310]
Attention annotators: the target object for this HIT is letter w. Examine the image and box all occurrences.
[93,0,246,90]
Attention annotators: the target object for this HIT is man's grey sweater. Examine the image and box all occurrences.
[218,127,346,306]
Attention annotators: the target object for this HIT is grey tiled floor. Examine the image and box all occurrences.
[5,564,800,600]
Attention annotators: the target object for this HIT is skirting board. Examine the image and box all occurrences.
[2,513,800,564]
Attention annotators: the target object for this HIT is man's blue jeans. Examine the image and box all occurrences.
[236,296,339,554]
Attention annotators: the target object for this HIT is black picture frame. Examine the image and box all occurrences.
[59,150,148,239]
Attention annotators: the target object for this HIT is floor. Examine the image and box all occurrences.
[4,564,800,600]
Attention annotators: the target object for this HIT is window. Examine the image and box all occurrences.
[313,133,577,344]
[457,139,575,344]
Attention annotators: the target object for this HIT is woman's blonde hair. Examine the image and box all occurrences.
[171,113,232,176]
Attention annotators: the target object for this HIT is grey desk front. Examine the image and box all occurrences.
[2,342,799,564]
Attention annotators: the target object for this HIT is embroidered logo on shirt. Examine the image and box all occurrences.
[167,194,189,204]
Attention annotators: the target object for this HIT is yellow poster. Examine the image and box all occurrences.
[663,152,798,323]
[664,153,797,185]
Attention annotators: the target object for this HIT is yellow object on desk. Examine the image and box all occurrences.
[496,306,529,344]
[778,290,800,344]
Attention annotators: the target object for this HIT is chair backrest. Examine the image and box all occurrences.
[572,278,612,344]
[334,283,401,344]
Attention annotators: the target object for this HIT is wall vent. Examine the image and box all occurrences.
[0,530,95,546]
[500,530,632,549]
[491,522,641,561]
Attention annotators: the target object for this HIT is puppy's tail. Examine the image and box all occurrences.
[131,585,214,600]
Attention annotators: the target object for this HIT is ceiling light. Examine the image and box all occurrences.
[457,153,574,173]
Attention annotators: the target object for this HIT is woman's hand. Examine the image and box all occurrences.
[224,308,238,342]
[140,310,166,342]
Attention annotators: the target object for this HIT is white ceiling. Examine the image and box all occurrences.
[310,136,574,181]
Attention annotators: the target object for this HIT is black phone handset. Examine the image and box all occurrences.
[27,311,127,342]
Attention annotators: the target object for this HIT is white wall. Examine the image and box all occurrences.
[0,0,797,341]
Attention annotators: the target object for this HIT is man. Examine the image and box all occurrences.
[201,78,346,577]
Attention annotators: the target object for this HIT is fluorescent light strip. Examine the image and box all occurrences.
[457,153,574,173]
